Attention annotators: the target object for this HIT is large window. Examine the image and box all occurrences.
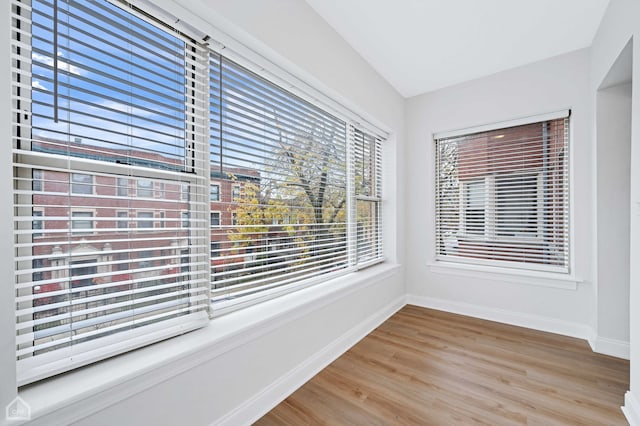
[434,113,569,273]
[12,0,386,384]
[209,56,365,312]
[12,0,209,385]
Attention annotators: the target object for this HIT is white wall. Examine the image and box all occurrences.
[0,0,406,425]
[405,49,595,335]
[596,82,631,345]
[70,273,403,426]
[590,0,640,422]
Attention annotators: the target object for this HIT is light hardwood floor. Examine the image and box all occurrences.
[256,305,630,425]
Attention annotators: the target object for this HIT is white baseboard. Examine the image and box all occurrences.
[406,294,592,341]
[589,335,630,360]
[406,295,632,360]
[623,391,640,426]
[214,295,406,426]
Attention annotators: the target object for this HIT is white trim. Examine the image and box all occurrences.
[428,261,581,290]
[231,184,241,202]
[70,209,96,235]
[623,391,640,426]
[568,115,576,277]
[18,264,401,425]
[136,178,155,199]
[215,294,406,426]
[458,172,545,242]
[406,294,591,340]
[209,182,221,201]
[588,335,630,360]
[153,181,166,198]
[135,210,155,230]
[433,109,571,140]
[210,210,221,227]
[70,173,95,196]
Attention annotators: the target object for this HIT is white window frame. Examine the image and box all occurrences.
[136,211,155,230]
[116,177,129,197]
[210,183,220,201]
[32,207,44,238]
[155,211,165,228]
[32,169,43,192]
[71,173,94,195]
[136,179,154,199]
[459,178,488,239]
[459,172,544,243]
[181,183,189,201]
[231,185,241,202]
[494,172,544,241]
[210,211,221,227]
[181,211,190,229]
[434,110,571,275]
[116,210,129,229]
[154,181,166,198]
[71,209,96,235]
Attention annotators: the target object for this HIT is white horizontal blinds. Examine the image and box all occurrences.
[28,0,196,171]
[210,56,348,306]
[352,126,383,265]
[435,117,569,273]
[12,0,210,385]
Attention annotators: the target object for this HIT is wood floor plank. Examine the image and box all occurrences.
[255,306,630,425]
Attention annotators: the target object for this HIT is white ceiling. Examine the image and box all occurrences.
[304,0,610,98]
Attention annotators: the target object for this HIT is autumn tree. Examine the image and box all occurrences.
[227,118,347,269]
[271,118,347,234]
[435,140,459,253]
[227,180,290,248]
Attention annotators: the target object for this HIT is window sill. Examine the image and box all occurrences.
[18,262,401,425]
[428,261,581,290]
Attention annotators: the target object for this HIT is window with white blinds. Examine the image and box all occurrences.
[209,56,352,311]
[434,113,569,273]
[352,127,383,265]
[12,0,210,385]
[12,0,387,383]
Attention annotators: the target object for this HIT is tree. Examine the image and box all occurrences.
[227,180,290,248]
[227,117,347,271]
[436,141,459,254]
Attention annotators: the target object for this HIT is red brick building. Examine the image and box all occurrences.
[446,119,567,266]
[28,139,259,309]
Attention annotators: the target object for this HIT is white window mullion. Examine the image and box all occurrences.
[536,172,544,240]
[346,125,357,267]
[190,42,213,316]
[486,175,495,239]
